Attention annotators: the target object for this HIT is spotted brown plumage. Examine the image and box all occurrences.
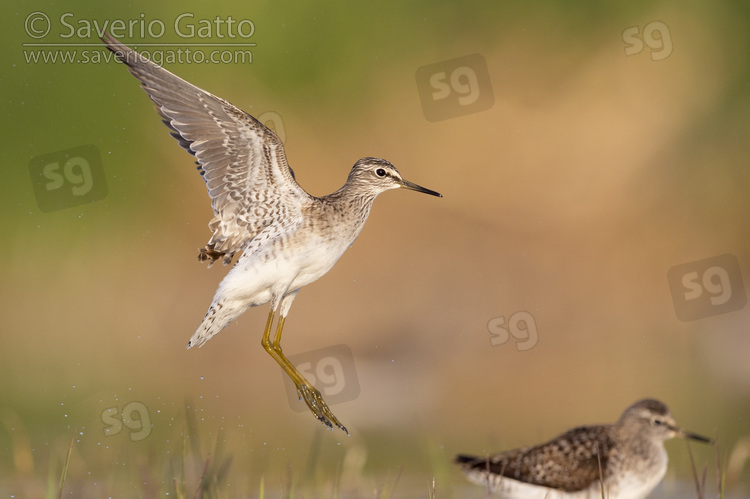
[102,32,305,266]
[455,399,712,498]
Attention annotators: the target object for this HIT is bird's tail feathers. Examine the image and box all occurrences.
[186,301,245,349]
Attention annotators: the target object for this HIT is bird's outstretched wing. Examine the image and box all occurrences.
[101,31,311,266]
[456,425,614,493]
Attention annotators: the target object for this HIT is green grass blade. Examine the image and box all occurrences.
[56,429,76,499]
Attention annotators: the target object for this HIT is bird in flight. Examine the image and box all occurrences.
[101,32,441,433]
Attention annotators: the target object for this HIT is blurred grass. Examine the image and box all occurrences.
[3,0,750,497]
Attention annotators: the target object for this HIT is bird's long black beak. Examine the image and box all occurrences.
[675,426,713,444]
[400,179,442,197]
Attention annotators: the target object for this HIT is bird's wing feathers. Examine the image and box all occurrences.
[101,31,310,265]
[456,426,615,493]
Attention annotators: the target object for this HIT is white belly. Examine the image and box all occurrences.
[217,226,355,307]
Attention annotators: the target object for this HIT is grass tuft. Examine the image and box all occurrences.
[685,438,706,499]
[427,476,436,499]
[595,442,608,499]
[56,428,76,499]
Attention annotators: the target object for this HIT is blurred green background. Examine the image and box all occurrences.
[3,1,749,497]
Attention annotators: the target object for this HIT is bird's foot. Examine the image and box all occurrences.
[198,246,234,267]
[296,383,348,435]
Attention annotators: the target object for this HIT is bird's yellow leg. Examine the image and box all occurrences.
[261,309,348,434]
[272,316,285,353]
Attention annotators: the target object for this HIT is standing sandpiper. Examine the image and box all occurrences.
[455,399,712,498]
[101,32,441,434]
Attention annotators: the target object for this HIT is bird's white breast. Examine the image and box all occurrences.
[219,221,359,307]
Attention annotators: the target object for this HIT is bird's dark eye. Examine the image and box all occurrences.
[653,418,663,426]
[376,168,386,177]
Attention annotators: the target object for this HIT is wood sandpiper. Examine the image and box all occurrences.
[455,399,712,498]
[101,32,441,434]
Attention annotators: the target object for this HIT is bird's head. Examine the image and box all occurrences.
[618,399,712,444]
[346,157,442,199]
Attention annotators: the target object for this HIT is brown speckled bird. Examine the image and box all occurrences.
[455,399,712,498]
